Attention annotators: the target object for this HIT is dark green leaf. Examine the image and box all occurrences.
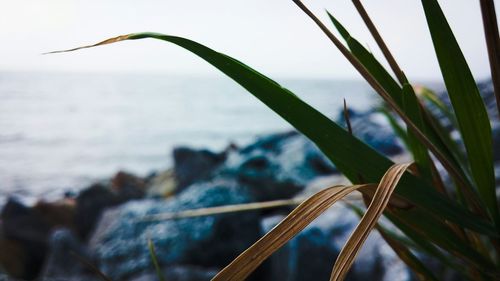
[378,106,410,149]
[421,0,498,225]
[327,11,471,185]
[402,83,432,180]
[48,32,497,236]
[387,209,496,276]
[148,239,166,281]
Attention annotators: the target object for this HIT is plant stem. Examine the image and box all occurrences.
[351,0,405,85]
[343,99,353,134]
[479,0,500,120]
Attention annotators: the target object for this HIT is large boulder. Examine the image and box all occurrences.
[219,131,336,202]
[75,170,148,240]
[39,228,93,280]
[335,109,403,156]
[0,198,75,280]
[88,179,264,280]
[110,171,148,199]
[172,147,227,192]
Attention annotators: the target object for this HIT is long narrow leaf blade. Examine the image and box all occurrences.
[421,0,498,225]
[387,208,497,276]
[330,163,413,280]
[402,84,432,180]
[148,239,167,281]
[348,204,441,281]
[47,33,497,235]
[327,11,474,191]
[327,12,402,106]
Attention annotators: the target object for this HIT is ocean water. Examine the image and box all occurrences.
[0,71,376,203]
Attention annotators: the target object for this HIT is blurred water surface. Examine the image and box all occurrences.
[0,71,376,202]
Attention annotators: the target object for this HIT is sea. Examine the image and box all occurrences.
[0,71,378,205]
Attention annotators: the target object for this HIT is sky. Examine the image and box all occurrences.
[0,0,498,80]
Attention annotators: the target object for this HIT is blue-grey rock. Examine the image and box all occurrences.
[40,228,93,280]
[220,132,336,201]
[493,124,500,163]
[129,265,218,281]
[173,147,227,192]
[75,174,147,241]
[88,180,263,280]
[336,109,403,156]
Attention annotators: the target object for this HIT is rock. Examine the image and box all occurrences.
[0,237,26,279]
[74,184,120,240]
[33,200,76,230]
[220,131,336,201]
[88,179,264,280]
[146,169,177,198]
[477,79,498,120]
[129,265,218,281]
[298,174,351,197]
[239,131,299,154]
[260,202,412,281]
[0,198,78,280]
[40,228,91,280]
[493,124,500,163]
[0,199,50,280]
[336,109,403,156]
[173,147,227,192]
[423,79,498,136]
[111,171,147,199]
[0,274,21,281]
[75,177,146,240]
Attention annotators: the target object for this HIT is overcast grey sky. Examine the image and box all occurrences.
[0,0,498,80]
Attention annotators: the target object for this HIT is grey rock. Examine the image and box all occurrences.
[221,132,336,201]
[173,147,227,192]
[88,180,262,280]
[40,228,91,279]
[129,265,218,281]
[336,109,403,156]
[75,174,147,241]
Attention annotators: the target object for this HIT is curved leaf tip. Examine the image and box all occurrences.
[43,34,133,55]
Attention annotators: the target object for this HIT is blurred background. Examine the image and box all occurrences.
[0,1,497,281]
[0,0,493,202]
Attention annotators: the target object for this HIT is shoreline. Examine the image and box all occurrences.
[1,79,498,280]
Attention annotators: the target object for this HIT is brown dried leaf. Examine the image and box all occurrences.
[43,34,132,55]
[211,184,374,281]
[330,163,413,281]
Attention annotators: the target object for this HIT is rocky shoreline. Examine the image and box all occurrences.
[1,80,498,281]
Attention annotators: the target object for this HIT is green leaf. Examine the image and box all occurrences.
[402,83,432,180]
[327,10,484,211]
[327,11,469,181]
[379,229,441,281]
[48,32,497,236]
[148,239,166,281]
[418,86,458,129]
[378,106,410,149]
[421,0,498,225]
[387,209,496,276]
[385,213,474,279]
[328,11,402,106]
[416,87,468,167]
[349,204,440,281]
